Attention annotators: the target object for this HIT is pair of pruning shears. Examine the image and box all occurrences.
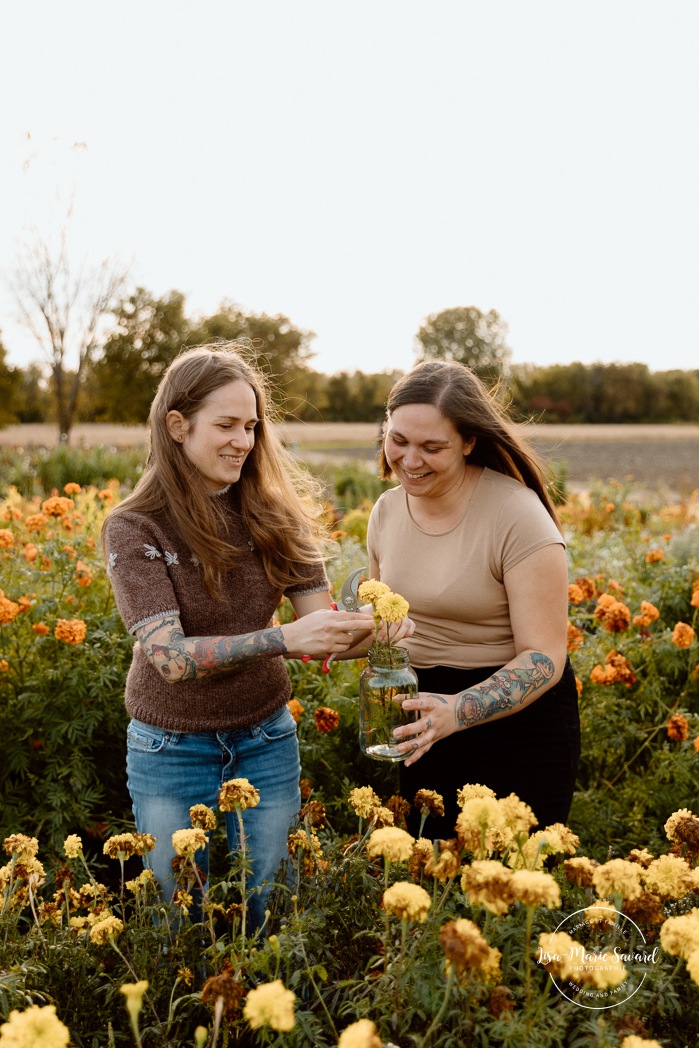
[301,566,367,672]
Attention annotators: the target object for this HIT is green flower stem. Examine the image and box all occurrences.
[523,904,535,1007]
[418,964,456,1048]
[291,895,338,1040]
[235,807,248,944]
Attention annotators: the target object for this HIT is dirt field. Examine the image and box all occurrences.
[2,422,698,496]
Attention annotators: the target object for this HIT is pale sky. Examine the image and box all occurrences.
[1,1,697,377]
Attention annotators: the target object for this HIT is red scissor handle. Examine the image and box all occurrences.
[301,602,338,669]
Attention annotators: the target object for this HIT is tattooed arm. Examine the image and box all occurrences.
[136,601,374,684]
[393,544,569,766]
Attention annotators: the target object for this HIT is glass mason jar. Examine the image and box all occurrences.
[359,647,419,762]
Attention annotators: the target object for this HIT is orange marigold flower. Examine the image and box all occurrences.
[63,482,82,494]
[693,738,699,753]
[633,601,660,628]
[17,596,31,614]
[24,513,48,532]
[287,698,304,723]
[692,589,699,610]
[594,596,631,633]
[22,543,39,563]
[672,622,696,649]
[0,659,8,672]
[74,560,92,588]
[567,621,584,652]
[0,529,14,548]
[98,489,114,502]
[575,676,583,697]
[645,548,665,563]
[574,577,596,600]
[32,622,50,635]
[607,579,623,596]
[42,496,75,517]
[55,618,87,645]
[605,502,615,513]
[590,650,636,687]
[667,713,690,742]
[62,546,77,558]
[568,584,584,605]
[0,596,21,624]
[314,706,340,734]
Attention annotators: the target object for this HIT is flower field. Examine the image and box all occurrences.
[0,467,698,1047]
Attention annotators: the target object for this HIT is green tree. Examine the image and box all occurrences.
[85,288,189,422]
[0,338,22,427]
[415,306,511,385]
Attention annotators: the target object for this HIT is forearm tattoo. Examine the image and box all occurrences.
[140,621,288,682]
[454,652,555,730]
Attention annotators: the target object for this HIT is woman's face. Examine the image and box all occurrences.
[384,403,474,498]
[170,379,258,491]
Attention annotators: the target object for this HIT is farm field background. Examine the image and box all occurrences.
[2,421,699,496]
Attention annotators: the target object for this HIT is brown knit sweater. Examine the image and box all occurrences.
[103,494,328,731]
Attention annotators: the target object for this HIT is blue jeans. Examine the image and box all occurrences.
[125,705,301,930]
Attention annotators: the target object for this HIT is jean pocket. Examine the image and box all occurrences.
[258,705,298,743]
[126,719,172,754]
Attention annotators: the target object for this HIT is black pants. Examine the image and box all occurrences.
[399,659,581,840]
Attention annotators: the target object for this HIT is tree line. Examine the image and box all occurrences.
[1,284,698,437]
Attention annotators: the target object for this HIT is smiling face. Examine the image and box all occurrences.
[384,403,475,498]
[167,379,258,491]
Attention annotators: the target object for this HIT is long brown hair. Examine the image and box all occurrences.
[104,344,327,594]
[379,360,561,525]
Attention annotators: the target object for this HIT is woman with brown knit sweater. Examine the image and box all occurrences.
[102,344,373,928]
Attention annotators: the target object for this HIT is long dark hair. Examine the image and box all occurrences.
[379,360,561,525]
[104,344,327,594]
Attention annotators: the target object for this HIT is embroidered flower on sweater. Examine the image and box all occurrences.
[107,552,117,575]
[143,544,162,559]
[165,551,179,566]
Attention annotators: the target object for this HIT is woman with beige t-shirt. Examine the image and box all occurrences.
[367,360,580,839]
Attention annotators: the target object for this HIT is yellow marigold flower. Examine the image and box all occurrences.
[174,890,193,912]
[644,854,695,899]
[665,807,697,841]
[456,797,505,854]
[89,914,124,944]
[42,496,74,517]
[171,828,208,857]
[357,579,391,605]
[537,930,579,981]
[32,622,50,635]
[0,596,21,624]
[63,835,83,859]
[408,837,434,880]
[69,916,90,932]
[3,834,39,860]
[510,870,561,908]
[414,789,445,818]
[383,880,431,922]
[626,848,654,868]
[672,622,696,648]
[584,900,617,928]
[190,804,217,831]
[666,713,690,741]
[126,869,156,892]
[440,918,491,972]
[24,513,48,532]
[314,706,340,733]
[645,548,665,563]
[218,777,260,811]
[579,951,627,990]
[372,806,395,827]
[659,910,699,958]
[287,829,322,861]
[348,785,381,819]
[287,698,304,722]
[103,833,141,859]
[366,826,415,863]
[424,839,461,881]
[0,1004,70,1047]
[498,793,538,835]
[375,592,410,623]
[243,979,295,1032]
[120,980,149,1022]
[0,529,14,548]
[63,482,82,494]
[686,948,699,989]
[461,860,515,915]
[620,1037,664,1048]
[457,783,497,806]
[592,858,644,901]
[54,618,87,645]
[564,856,598,887]
[338,1018,383,1048]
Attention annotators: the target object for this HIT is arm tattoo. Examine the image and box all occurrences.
[454,652,555,730]
[139,620,288,683]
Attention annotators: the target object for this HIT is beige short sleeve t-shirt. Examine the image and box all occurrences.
[366,467,565,670]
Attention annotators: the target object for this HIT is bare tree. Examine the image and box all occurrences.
[7,218,128,441]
